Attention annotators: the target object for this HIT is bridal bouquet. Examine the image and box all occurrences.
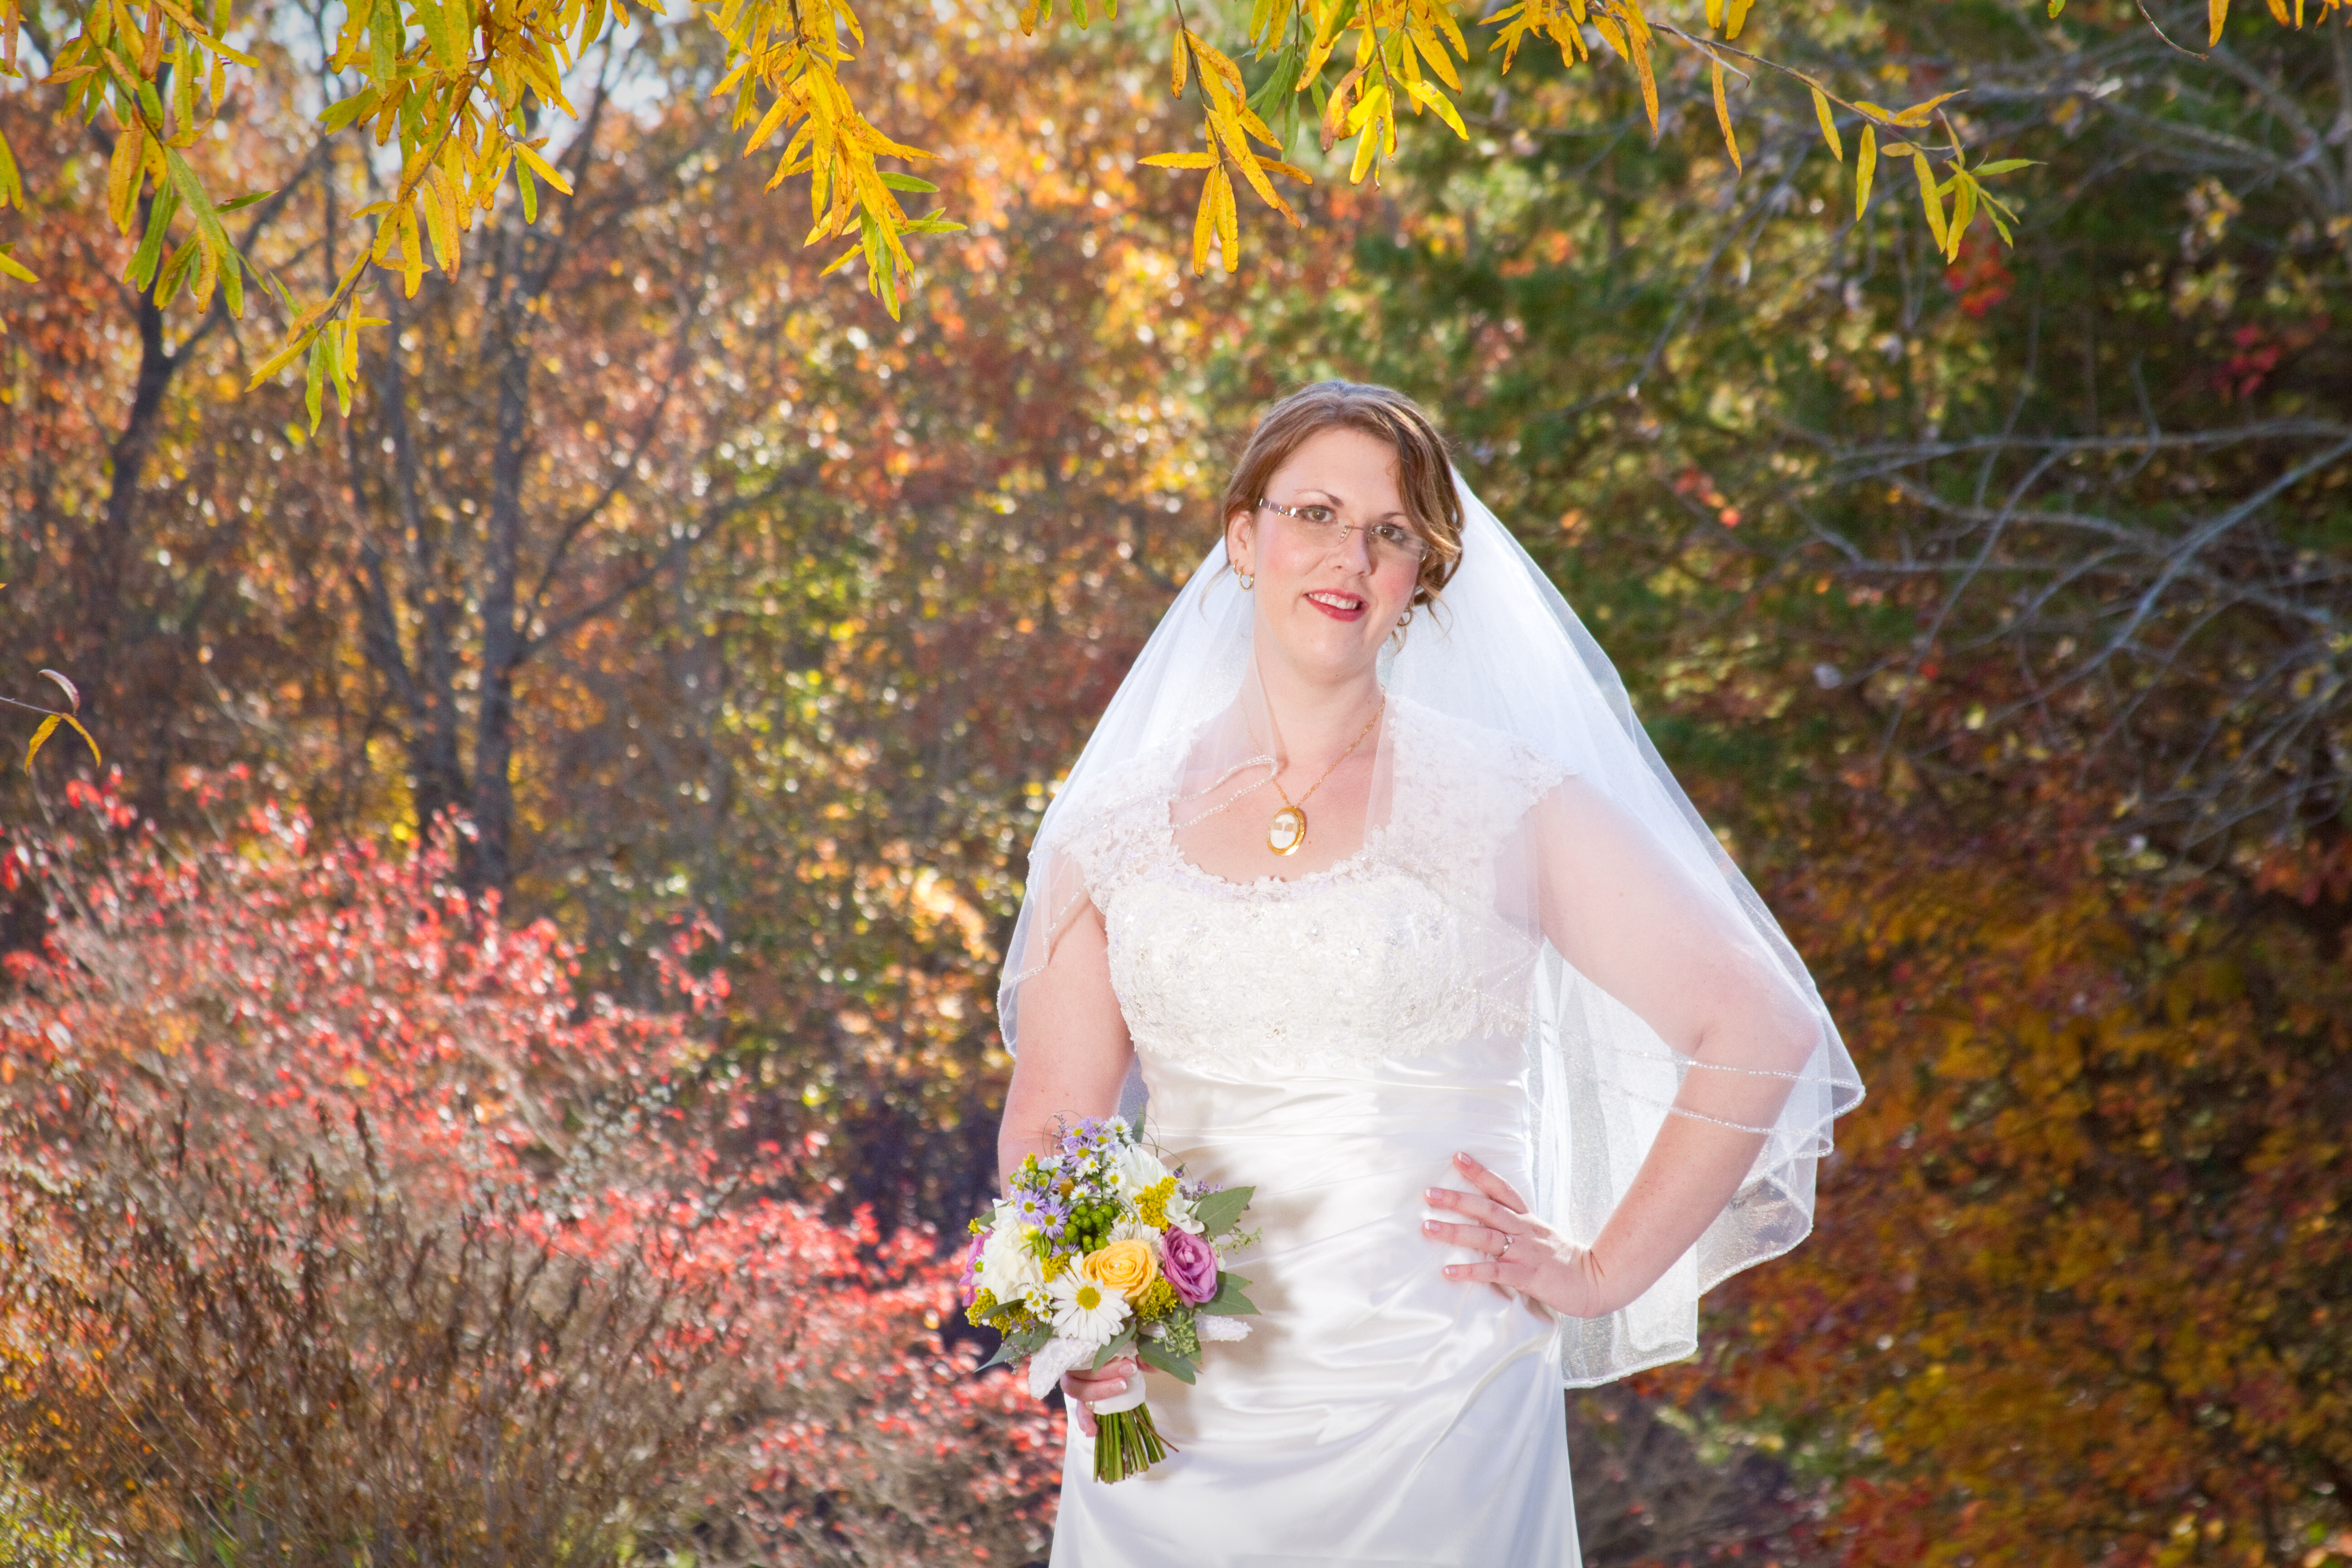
[963,1116,1258,1482]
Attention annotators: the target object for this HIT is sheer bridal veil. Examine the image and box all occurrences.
[998,472,1865,1386]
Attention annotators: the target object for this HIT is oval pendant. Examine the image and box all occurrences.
[1268,805,1307,857]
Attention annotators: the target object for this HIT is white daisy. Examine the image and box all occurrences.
[1106,1217,1161,1246]
[1046,1271,1132,1349]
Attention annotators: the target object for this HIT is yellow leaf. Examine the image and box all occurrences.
[423,165,461,274]
[1191,178,1214,274]
[2262,0,2287,21]
[513,137,573,196]
[1408,26,1460,90]
[1913,149,1947,250]
[1890,90,1965,127]
[1711,59,1740,172]
[1857,123,1875,217]
[742,92,798,158]
[1349,117,1380,183]
[41,712,103,776]
[107,120,144,234]
[1812,86,1843,162]
[246,329,313,387]
[1724,0,1751,38]
[1142,151,1218,169]
[1406,78,1468,139]
[1213,164,1238,270]
[1171,26,1190,97]
[23,714,59,771]
[1704,0,1722,29]
[397,202,424,295]
[2208,0,2227,42]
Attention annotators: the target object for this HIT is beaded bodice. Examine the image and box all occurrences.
[1061,698,1563,1072]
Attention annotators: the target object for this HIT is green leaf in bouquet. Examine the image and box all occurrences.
[1089,1326,1139,1370]
[1191,1184,1255,1237]
[980,1323,1052,1371]
[1137,1338,1199,1383]
[1200,1272,1259,1316]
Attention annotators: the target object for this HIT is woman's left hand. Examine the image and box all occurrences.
[1424,1152,1623,1320]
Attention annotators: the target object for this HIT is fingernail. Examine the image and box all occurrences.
[1425,1187,1447,1200]
[1422,1219,1438,1232]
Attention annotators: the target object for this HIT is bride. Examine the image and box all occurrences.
[996,382,1863,1565]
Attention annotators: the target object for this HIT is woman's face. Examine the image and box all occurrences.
[1226,426,1425,687]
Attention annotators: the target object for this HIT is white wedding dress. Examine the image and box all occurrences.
[1047,698,1580,1566]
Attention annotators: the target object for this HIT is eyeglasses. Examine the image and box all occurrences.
[1255,499,1429,572]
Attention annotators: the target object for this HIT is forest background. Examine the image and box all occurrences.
[1,0,2349,1559]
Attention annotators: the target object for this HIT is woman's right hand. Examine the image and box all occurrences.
[1059,1356,1139,1439]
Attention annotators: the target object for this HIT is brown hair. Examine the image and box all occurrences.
[1220,382,1463,609]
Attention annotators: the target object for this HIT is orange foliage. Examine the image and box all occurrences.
[1660,813,2352,1568]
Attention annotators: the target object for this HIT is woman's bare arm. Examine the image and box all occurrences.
[997,893,1135,1184]
[996,892,1140,1431]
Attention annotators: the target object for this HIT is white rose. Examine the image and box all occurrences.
[977,1220,1044,1298]
[1117,1142,1172,1192]
[1163,1194,1205,1235]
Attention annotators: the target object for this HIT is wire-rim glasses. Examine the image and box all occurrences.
[1255,498,1429,572]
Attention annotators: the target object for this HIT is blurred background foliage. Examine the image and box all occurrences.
[3,0,2348,1559]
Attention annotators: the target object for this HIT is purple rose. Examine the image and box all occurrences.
[1160,1226,1220,1305]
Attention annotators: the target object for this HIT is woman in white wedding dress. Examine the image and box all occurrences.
[996,384,1863,1566]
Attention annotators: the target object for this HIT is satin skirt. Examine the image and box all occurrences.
[1048,1045,1579,1567]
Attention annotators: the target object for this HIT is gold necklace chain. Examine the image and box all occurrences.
[1267,699,1383,857]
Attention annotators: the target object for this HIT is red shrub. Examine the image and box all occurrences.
[0,782,1061,1566]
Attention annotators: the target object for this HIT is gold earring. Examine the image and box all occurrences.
[1396,609,1412,627]
[1238,570,1255,590]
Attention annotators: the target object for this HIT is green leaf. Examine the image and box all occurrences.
[305,334,327,431]
[156,238,199,305]
[162,145,242,317]
[1137,1338,1199,1383]
[1973,159,2039,176]
[319,86,382,133]
[877,172,938,193]
[1200,1272,1259,1316]
[978,1323,1051,1370]
[516,160,537,223]
[1191,1184,1254,1237]
[0,245,39,284]
[215,189,275,213]
[370,0,402,82]
[1088,1326,1138,1370]
[126,181,181,290]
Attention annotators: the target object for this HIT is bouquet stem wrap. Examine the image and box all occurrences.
[1089,1378,1171,1483]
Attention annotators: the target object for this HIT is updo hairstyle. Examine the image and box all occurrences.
[1220,381,1464,610]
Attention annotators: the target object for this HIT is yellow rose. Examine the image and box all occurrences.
[1081,1238,1161,1301]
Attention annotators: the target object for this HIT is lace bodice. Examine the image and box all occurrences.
[1058,699,1564,1072]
